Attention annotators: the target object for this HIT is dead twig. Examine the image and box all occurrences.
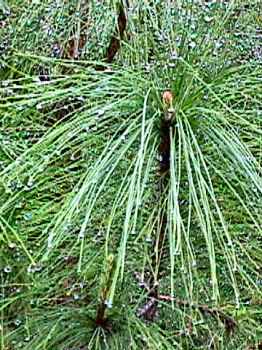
[105,1,127,63]
[134,270,237,334]
[158,294,237,334]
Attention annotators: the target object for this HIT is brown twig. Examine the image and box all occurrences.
[134,272,237,334]
[137,92,175,320]
[158,294,237,334]
[105,1,127,63]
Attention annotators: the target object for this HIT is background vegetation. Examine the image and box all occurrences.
[0,0,261,349]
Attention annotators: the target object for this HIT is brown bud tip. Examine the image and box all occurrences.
[162,90,173,106]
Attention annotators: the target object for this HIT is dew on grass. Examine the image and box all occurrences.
[15,200,25,209]
[27,176,35,188]
[5,88,14,96]
[120,134,127,141]
[188,41,196,49]
[43,24,53,36]
[191,32,198,40]
[52,43,61,57]
[79,232,85,239]
[145,237,152,243]
[105,300,113,308]
[8,180,18,191]
[215,40,224,50]
[8,242,16,249]
[192,260,197,268]
[27,264,42,273]
[14,319,22,326]
[64,221,73,232]
[144,64,151,73]
[156,154,163,162]
[47,233,53,249]
[204,16,213,23]
[23,212,33,221]
[4,187,12,195]
[2,80,9,87]
[2,138,10,145]
[36,103,43,110]
[170,50,178,60]
[73,293,80,300]
[4,265,12,273]
[97,109,105,117]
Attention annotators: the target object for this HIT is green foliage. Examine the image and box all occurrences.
[0,1,261,349]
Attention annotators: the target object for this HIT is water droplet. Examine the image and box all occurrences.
[188,41,196,49]
[27,265,33,273]
[145,237,152,243]
[97,109,105,117]
[52,43,61,58]
[204,16,213,23]
[120,134,127,141]
[36,103,43,110]
[79,231,85,239]
[4,265,12,273]
[105,300,113,308]
[8,242,16,249]
[156,154,163,162]
[170,50,178,60]
[23,212,33,221]
[73,293,80,300]
[27,264,42,273]
[14,319,21,326]
[2,80,9,87]
[83,124,89,132]
[27,176,34,188]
